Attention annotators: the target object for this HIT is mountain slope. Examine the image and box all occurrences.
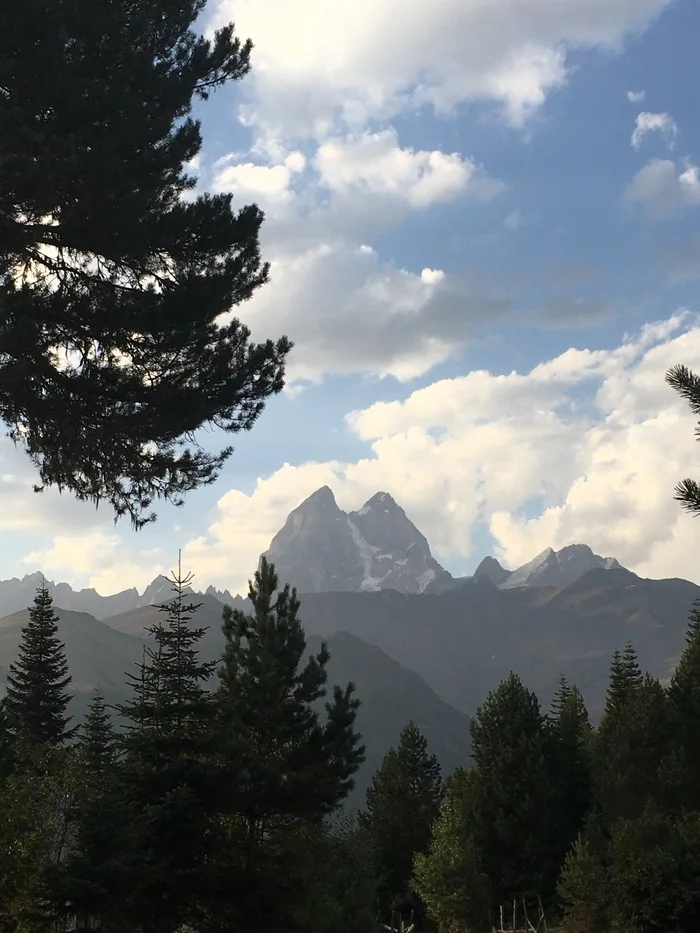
[104,567,700,724]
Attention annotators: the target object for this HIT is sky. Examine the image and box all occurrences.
[6,0,700,596]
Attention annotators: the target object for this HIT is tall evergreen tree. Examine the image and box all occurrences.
[668,600,700,811]
[5,583,73,745]
[213,557,364,931]
[48,690,135,931]
[360,720,444,921]
[468,673,558,913]
[595,654,673,825]
[116,559,219,933]
[547,680,594,871]
[0,0,291,527]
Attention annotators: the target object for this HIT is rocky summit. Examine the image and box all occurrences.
[260,486,452,594]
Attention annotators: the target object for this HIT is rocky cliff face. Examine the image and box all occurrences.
[261,486,452,594]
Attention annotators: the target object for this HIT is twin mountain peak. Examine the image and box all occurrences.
[261,485,622,596]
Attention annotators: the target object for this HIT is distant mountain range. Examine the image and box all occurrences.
[0,486,626,620]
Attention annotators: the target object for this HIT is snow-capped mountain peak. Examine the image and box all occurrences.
[261,487,452,594]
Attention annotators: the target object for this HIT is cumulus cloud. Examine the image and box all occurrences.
[631,112,678,149]
[627,90,646,103]
[20,533,167,595]
[239,243,513,382]
[171,311,700,594]
[626,159,700,219]
[208,0,671,137]
[314,129,503,208]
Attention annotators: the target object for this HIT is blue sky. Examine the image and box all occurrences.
[4,0,700,594]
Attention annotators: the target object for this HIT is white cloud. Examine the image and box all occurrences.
[20,533,167,596]
[631,111,678,150]
[239,242,512,382]
[314,129,503,208]
[208,0,671,137]
[170,312,700,594]
[626,159,700,219]
[627,90,646,103]
[211,150,307,209]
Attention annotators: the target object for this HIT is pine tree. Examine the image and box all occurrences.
[116,558,220,933]
[666,363,700,514]
[413,766,491,933]
[48,690,135,930]
[547,680,593,873]
[468,673,558,913]
[604,644,643,717]
[360,720,444,920]
[213,557,365,931]
[668,600,700,811]
[0,0,291,527]
[5,582,73,745]
[594,656,673,825]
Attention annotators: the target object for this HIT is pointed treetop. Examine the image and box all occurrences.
[5,582,74,745]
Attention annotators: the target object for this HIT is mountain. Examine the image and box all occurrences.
[261,486,452,594]
[284,567,698,723]
[0,572,141,621]
[473,555,512,586]
[427,543,622,594]
[500,544,621,589]
[103,565,700,725]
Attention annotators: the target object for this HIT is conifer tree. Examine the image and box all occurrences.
[213,557,364,931]
[594,652,672,825]
[0,0,291,528]
[360,720,444,920]
[116,558,219,933]
[5,583,73,745]
[49,690,135,930]
[668,601,700,811]
[547,679,593,859]
[413,767,491,933]
[468,673,558,912]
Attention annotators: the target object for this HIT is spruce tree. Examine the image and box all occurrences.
[468,673,558,913]
[0,0,291,527]
[360,720,443,921]
[213,557,364,931]
[48,690,135,930]
[547,680,593,873]
[116,559,219,933]
[668,600,700,811]
[594,655,673,825]
[5,582,73,745]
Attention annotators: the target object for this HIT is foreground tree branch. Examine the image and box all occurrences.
[0,0,291,527]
